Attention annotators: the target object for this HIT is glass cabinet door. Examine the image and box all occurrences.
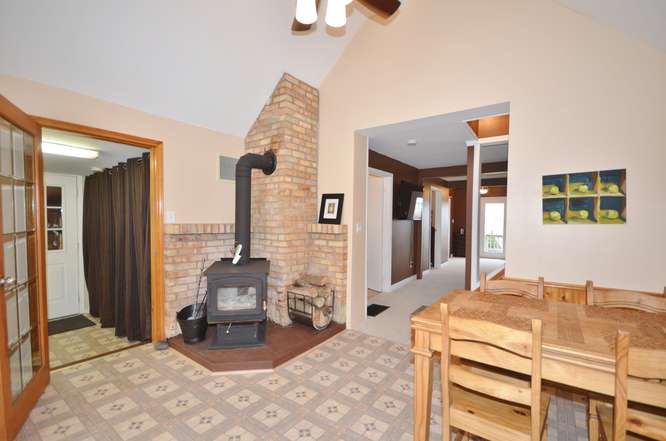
[0,96,48,441]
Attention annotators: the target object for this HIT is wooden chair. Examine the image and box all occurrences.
[586,282,666,440]
[440,303,551,441]
[592,331,666,441]
[585,281,666,313]
[480,272,545,300]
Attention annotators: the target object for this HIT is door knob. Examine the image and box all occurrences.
[0,276,16,286]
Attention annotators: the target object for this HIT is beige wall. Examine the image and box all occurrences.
[319,0,666,293]
[0,75,245,224]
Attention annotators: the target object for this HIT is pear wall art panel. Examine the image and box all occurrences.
[542,169,626,224]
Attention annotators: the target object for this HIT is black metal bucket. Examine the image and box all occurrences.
[177,304,208,344]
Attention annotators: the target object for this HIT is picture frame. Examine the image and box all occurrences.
[542,169,626,224]
[318,193,344,224]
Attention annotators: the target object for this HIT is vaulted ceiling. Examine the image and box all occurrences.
[0,0,366,137]
[556,0,666,53]
[1,1,663,139]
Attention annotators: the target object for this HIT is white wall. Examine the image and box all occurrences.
[319,0,666,293]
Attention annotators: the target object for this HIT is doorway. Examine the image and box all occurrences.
[0,96,165,441]
[366,168,392,301]
[45,174,80,319]
[480,196,506,260]
[42,127,153,368]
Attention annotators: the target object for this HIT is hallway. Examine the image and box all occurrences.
[358,258,504,344]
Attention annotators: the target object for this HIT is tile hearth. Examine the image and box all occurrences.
[19,330,588,441]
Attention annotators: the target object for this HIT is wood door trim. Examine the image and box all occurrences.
[31,116,166,343]
[0,95,50,441]
[464,146,474,290]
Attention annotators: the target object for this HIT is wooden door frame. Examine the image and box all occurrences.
[0,95,50,441]
[31,116,166,344]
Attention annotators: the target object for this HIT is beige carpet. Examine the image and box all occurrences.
[49,315,140,368]
[18,329,587,441]
[358,258,505,344]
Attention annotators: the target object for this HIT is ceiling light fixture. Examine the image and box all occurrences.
[407,139,417,146]
[479,187,489,195]
[42,142,99,159]
[325,0,347,28]
[296,0,318,25]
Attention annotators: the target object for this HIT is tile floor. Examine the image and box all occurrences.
[19,329,588,441]
[49,315,141,368]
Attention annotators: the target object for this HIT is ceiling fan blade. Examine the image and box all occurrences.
[357,0,401,18]
[291,0,321,32]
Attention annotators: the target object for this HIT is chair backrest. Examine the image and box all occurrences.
[440,303,543,441]
[585,281,666,313]
[480,272,545,300]
[610,331,666,441]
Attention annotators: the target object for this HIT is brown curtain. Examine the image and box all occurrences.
[82,153,151,341]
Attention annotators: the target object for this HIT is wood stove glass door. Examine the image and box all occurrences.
[217,285,257,311]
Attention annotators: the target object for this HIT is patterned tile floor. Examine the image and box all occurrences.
[49,315,140,368]
[19,330,589,441]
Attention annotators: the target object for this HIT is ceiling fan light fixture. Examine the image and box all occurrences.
[296,0,318,24]
[325,0,347,28]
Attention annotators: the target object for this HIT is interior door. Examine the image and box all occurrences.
[441,197,450,263]
[0,95,49,441]
[45,174,79,319]
[479,197,506,259]
[366,174,383,292]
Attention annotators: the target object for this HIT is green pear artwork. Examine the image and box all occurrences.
[542,169,626,224]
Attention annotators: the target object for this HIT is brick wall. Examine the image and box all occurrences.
[163,224,234,337]
[163,73,349,337]
[245,73,320,325]
[306,224,348,323]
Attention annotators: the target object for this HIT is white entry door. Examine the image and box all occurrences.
[45,173,80,319]
[479,197,507,259]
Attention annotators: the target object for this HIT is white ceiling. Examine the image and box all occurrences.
[0,0,367,137]
[363,103,509,169]
[1,1,662,142]
[556,0,666,53]
[42,128,148,176]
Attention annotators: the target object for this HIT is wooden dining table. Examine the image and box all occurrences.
[410,290,666,441]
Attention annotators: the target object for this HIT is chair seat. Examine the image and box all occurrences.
[450,385,551,441]
[597,401,666,441]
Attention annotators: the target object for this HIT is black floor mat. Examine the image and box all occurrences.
[367,304,390,317]
[48,315,96,336]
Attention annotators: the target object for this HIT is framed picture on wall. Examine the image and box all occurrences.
[318,193,344,224]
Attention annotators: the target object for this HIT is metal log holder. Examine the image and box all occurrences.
[287,283,335,331]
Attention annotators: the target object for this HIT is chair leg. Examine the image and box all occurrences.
[454,431,469,441]
[589,398,600,441]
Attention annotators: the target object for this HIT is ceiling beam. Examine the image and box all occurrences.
[418,161,507,179]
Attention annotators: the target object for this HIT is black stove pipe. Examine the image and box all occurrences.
[234,150,277,265]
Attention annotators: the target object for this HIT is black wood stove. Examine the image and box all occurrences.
[205,150,276,349]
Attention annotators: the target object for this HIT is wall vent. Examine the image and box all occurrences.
[219,156,238,181]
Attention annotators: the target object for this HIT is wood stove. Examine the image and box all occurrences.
[205,150,276,349]
[205,258,269,349]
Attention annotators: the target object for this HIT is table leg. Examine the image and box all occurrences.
[412,329,434,441]
[588,398,600,441]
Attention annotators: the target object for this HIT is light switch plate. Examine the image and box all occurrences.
[166,211,176,223]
